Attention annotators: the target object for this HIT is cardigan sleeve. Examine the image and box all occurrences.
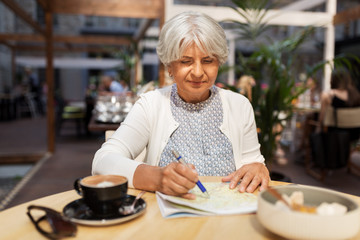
[239,99,265,165]
[92,94,152,188]
[219,88,264,169]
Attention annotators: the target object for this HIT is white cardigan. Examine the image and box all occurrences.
[92,85,264,187]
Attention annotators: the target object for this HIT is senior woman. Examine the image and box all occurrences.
[92,11,269,199]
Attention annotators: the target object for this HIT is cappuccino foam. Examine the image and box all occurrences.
[81,175,127,187]
[96,181,115,187]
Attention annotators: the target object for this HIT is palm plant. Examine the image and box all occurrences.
[242,28,315,163]
[224,0,314,163]
[227,0,272,42]
[224,0,360,165]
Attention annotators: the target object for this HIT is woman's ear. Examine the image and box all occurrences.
[168,68,173,78]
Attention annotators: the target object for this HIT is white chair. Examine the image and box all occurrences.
[105,130,115,141]
[323,106,360,128]
[105,130,146,162]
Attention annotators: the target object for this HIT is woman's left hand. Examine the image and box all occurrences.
[221,162,269,193]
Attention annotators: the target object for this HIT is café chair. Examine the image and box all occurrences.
[17,93,38,118]
[105,130,115,141]
[306,106,360,181]
[324,107,360,176]
[58,105,85,136]
[105,130,146,162]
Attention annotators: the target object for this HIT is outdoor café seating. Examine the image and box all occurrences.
[306,106,360,181]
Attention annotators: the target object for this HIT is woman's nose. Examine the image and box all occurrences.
[191,62,204,78]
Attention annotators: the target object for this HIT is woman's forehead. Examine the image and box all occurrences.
[180,43,213,58]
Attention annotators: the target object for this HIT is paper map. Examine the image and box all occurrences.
[156,182,257,218]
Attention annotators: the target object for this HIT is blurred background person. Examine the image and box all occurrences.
[98,74,126,96]
[318,69,360,131]
[236,75,256,102]
[119,79,129,93]
[306,77,320,108]
[24,67,44,115]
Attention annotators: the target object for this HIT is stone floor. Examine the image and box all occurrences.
[0,165,32,205]
[0,116,105,210]
[1,116,360,211]
[0,177,22,204]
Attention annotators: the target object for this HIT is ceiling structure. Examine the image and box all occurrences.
[165,0,360,89]
[0,0,165,154]
[0,0,163,45]
[15,56,124,69]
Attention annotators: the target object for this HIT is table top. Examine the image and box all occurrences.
[1,177,359,240]
[294,106,321,114]
[88,115,120,132]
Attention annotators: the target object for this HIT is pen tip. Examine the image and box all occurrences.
[204,191,210,199]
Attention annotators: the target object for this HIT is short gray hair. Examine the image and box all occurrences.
[156,11,228,66]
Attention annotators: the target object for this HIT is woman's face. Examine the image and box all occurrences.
[168,43,219,103]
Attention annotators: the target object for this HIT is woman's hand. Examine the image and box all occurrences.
[133,162,198,199]
[222,162,269,193]
[158,162,198,199]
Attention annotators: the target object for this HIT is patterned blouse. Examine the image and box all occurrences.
[158,84,235,176]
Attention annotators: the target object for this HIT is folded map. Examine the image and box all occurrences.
[156,182,258,218]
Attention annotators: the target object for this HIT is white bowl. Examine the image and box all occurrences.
[257,185,360,240]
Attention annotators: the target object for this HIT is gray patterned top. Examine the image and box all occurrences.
[158,84,235,176]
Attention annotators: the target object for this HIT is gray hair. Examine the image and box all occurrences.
[156,11,229,66]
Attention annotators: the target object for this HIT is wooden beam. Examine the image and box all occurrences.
[0,0,45,34]
[52,0,163,19]
[0,40,14,48]
[0,152,46,164]
[333,5,360,25]
[55,35,133,45]
[45,4,55,153]
[134,19,154,43]
[14,44,117,53]
[0,34,44,42]
[0,34,132,45]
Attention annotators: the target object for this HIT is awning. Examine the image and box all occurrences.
[16,57,124,69]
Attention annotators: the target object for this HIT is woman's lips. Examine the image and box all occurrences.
[188,80,206,84]
[188,81,205,87]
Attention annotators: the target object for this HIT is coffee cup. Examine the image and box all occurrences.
[74,175,128,216]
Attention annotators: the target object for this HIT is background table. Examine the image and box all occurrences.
[1,177,359,240]
[87,115,120,132]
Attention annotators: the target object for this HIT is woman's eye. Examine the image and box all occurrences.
[203,59,214,63]
[180,60,191,64]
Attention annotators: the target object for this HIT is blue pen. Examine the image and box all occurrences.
[172,150,210,198]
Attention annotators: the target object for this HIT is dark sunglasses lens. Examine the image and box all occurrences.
[47,211,77,236]
[27,206,76,239]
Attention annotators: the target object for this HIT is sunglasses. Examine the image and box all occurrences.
[27,205,77,239]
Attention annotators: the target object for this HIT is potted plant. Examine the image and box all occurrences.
[223,0,316,179]
[223,0,360,181]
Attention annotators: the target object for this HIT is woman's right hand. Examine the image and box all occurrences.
[133,162,198,199]
[158,162,198,199]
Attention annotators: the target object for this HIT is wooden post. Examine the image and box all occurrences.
[45,2,55,153]
[158,0,165,87]
[134,46,140,87]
